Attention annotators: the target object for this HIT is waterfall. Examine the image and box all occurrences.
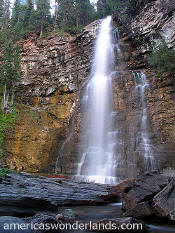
[76,16,118,184]
[133,72,156,171]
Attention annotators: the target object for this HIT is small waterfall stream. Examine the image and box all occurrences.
[76,16,118,184]
[133,72,156,171]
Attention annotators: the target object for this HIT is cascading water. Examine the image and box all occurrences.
[76,16,118,184]
[133,72,156,171]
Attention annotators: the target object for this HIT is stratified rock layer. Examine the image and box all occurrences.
[0,173,119,217]
[2,21,99,173]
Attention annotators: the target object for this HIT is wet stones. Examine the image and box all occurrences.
[0,173,120,217]
[122,173,172,219]
[153,177,175,221]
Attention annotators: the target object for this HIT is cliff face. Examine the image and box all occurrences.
[2,0,175,177]
[130,0,175,49]
[2,21,99,173]
[112,0,175,176]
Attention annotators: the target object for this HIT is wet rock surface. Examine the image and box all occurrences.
[122,173,174,220]
[153,177,175,221]
[0,173,120,217]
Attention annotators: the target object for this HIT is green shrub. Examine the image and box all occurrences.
[0,105,20,158]
[148,40,175,76]
[0,167,19,177]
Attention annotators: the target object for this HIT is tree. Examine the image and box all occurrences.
[0,0,10,31]
[0,0,4,27]
[11,0,21,27]
[75,0,96,27]
[53,0,59,30]
[97,0,109,18]
[23,0,35,30]
[107,0,122,15]
[96,0,124,18]
[36,0,51,37]
[57,0,96,33]
[58,0,76,30]
[0,29,20,112]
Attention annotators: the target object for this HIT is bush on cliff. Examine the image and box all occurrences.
[0,105,19,158]
[148,40,175,76]
[0,167,20,177]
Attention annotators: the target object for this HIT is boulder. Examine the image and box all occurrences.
[123,202,152,219]
[122,173,170,218]
[153,178,175,221]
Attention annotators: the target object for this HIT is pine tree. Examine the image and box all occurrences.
[97,0,124,18]
[53,0,59,30]
[0,0,10,30]
[0,30,20,112]
[23,0,33,27]
[107,0,123,15]
[0,0,4,27]
[58,0,76,30]
[36,0,51,37]
[57,0,95,33]
[97,0,109,18]
[75,0,95,26]
[11,0,21,27]
[23,0,36,31]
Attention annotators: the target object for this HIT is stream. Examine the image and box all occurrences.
[57,203,175,233]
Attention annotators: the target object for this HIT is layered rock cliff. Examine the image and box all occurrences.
[113,0,175,175]
[2,21,99,173]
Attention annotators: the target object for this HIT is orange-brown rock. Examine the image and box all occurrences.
[2,21,99,173]
[2,93,77,173]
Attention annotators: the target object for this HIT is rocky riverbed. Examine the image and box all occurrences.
[0,172,123,217]
[0,172,174,232]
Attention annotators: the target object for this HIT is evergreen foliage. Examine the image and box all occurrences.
[35,0,51,37]
[148,41,175,76]
[23,0,36,32]
[0,167,20,176]
[96,0,124,18]
[0,27,20,112]
[57,0,96,33]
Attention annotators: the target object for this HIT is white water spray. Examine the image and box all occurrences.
[133,72,156,171]
[76,16,118,184]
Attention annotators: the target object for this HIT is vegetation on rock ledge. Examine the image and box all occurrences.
[0,167,20,177]
[0,105,19,158]
[148,40,175,76]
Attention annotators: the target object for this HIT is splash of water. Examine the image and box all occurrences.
[76,16,118,184]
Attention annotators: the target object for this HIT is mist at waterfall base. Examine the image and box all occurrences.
[76,16,119,184]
